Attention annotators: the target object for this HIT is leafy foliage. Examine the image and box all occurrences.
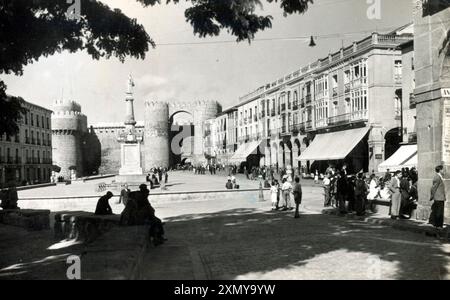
[0,0,313,136]
[0,82,26,137]
[137,0,313,42]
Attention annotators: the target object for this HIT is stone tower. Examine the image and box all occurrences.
[51,100,87,180]
[192,100,220,162]
[144,101,170,169]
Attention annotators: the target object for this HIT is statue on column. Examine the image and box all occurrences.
[127,74,135,94]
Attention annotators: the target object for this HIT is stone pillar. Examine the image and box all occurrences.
[144,101,170,169]
[413,1,450,222]
[367,125,385,173]
[278,144,285,169]
[285,148,292,168]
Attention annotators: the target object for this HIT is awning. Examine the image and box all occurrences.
[296,127,370,161]
[378,144,417,173]
[229,140,262,163]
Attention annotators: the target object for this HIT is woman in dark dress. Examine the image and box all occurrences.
[399,171,411,218]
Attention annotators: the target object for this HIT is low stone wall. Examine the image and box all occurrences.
[0,209,50,231]
[13,183,56,191]
[54,211,121,242]
[18,189,271,212]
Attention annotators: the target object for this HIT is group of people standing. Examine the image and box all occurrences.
[321,165,420,218]
[270,176,303,218]
[146,167,169,188]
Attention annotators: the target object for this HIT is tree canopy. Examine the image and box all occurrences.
[0,0,313,136]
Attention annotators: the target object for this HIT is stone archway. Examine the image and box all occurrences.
[168,110,194,167]
[384,127,402,160]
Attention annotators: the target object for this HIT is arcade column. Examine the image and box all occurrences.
[413,1,450,222]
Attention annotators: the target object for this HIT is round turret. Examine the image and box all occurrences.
[51,99,87,179]
[144,101,170,169]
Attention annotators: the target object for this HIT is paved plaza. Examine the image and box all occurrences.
[0,172,449,280]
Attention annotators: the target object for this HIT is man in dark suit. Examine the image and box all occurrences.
[429,165,446,228]
[95,191,113,215]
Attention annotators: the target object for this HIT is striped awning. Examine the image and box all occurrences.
[378,144,417,173]
[296,127,370,161]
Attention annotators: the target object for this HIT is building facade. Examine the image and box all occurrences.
[212,25,415,175]
[0,98,53,187]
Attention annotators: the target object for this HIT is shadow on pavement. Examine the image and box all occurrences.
[149,208,450,280]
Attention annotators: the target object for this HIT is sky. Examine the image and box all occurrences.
[1,0,413,124]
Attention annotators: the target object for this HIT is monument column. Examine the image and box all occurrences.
[116,75,146,184]
[413,1,450,222]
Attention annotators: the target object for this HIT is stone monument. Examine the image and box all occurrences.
[115,75,146,184]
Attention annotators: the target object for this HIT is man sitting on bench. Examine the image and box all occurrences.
[95,191,113,215]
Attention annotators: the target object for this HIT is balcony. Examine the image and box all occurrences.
[305,95,312,104]
[328,113,351,126]
[36,139,41,146]
[315,118,328,129]
[281,103,286,112]
[300,99,305,108]
[350,110,368,122]
[25,137,30,144]
[15,157,21,164]
[293,103,299,110]
[271,109,276,117]
[289,124,302,135]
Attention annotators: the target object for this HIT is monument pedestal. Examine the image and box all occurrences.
[115,140,146,184]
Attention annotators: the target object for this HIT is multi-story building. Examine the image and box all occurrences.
[214,24,415,174]
[0,97,53,187]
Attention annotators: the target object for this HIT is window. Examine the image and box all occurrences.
[36,115,40,127]
[41,116,45,128]
[394,60,402,80]
[344,70,351,84]
[25,112,28,125]
[31,113,34,126]
[287,92,291,109]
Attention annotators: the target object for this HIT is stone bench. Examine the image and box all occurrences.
[54,211,121,242]
[0,209,50,231]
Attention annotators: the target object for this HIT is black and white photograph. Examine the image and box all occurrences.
[0,0,450,284]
